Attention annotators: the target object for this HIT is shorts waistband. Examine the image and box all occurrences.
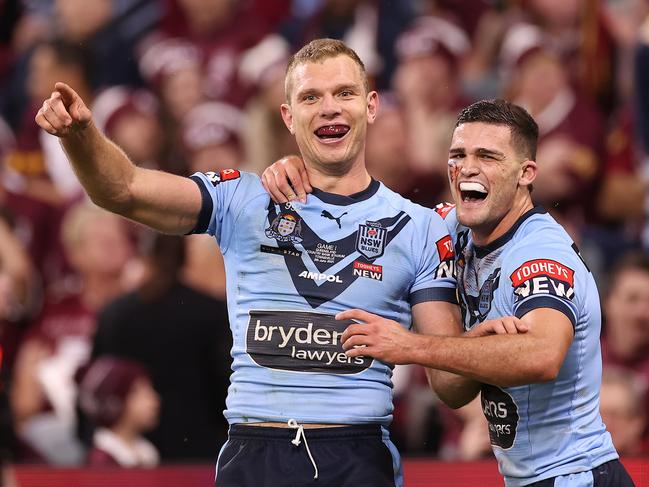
[229,423,382,441]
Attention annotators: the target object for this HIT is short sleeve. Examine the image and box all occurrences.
[409,210,458,306]
[187,169,261,253]
[504,243,583,329]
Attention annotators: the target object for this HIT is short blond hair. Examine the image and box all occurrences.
[284,38,369,102]
[60,201,119,252]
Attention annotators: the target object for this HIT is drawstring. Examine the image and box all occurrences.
[288,419,319,479]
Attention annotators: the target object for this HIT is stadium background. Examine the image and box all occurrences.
[1,0,649,485]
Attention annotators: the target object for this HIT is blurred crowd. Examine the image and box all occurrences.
[0,0,648,469]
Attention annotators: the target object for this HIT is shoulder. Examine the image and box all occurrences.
[503,213,588,291]
[191,169,263,193]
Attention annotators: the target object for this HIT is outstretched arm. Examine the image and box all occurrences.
[35,83,201,234]
[340,307,569,389]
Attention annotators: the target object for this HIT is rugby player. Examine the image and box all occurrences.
[268,99,634,486]
[35,38,510,487]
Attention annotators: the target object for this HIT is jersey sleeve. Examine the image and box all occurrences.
[187,169,260,253]
[503,242,582,329]
[409,210,458,306]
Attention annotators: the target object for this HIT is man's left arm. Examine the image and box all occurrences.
[341,304,573,389]
[411,301,481,408]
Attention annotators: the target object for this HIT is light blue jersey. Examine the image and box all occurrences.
[190,170,456,427]
[437,204,618,486]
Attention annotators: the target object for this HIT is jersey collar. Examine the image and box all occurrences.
[310,179,380,206]
[474,206,547,258]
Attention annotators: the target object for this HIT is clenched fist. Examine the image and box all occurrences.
[35,82,92,137]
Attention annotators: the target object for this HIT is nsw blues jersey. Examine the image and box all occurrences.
[439,204,618,486]
[190,170,456,426]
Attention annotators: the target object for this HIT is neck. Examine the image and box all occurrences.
[305,157,372,195]
[80,274,123,311]
[472,196,534,247]
[110,422,139,445]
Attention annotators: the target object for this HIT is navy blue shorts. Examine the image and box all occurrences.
[215,424,401,487]
[526,460,635,486]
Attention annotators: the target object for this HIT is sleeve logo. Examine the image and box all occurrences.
[434,202,455,219]
[434,235,456,279]
[203,169,240,186]
[510,259,575,301]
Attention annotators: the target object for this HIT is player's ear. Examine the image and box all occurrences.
[519,159,537,189]
[366,91,379,125]
[281,103,294,134]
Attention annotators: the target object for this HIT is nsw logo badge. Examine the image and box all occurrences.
[355,221,387,260]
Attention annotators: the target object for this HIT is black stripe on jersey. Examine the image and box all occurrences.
[514,296,576,330]
[411,287,458,305]
[266,201,412,309]
[187,176,213,234]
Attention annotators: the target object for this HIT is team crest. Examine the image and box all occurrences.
[478,270,500,316]
[356,221,387,260]
[265,213,303,243]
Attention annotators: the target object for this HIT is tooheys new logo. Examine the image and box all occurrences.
[246,310,372,374]
[510,259,575,301]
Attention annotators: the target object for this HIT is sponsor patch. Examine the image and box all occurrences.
[265,213,303,243]
[481,384,519,449]
[298,271,343,283]
[220,168,240,181]
[510,259,575,301]
[260,245,301,258]
[246,310,372,374]
[356,221,387,260]
[203,169,240,186]
[434,202,455,219]
[434,235,456,280]
[436,235,454,261]
[353,261,383,281]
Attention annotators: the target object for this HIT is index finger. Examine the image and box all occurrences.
[284,163,308,203]
[54,82,77,106]
[336,309,380,323]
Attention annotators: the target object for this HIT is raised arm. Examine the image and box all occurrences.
[35,83,201,234]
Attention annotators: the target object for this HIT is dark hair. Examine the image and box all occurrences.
[455,99,539,160]
[138,233,186,302]
[608,251,649,292]
[285,38,369,101]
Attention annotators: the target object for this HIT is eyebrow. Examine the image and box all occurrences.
[449,147,506,159]
[295,83,360,100]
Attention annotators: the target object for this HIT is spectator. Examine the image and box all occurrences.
[600,367,647,456]
[10,202,134,465]
[501,25,604,228]
[601,251,649,446]
[602,252,649,375]
[181,101,245,175]
[239,35,298,174]
[157,0,268,106]
[92,234,231,461]
[365,93,445,208]
[78,356,160,467]
[92,86,163,170]
[393,16,471,203]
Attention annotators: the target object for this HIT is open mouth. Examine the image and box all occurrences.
[314,124,350,141]
[459,182,488,202]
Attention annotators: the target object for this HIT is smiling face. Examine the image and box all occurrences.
[448,122,537,244]
[281,55,378,174]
